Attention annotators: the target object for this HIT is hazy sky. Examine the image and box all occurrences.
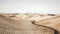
[0,0,60,14]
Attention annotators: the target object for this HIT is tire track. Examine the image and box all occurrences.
[32,21,59,34]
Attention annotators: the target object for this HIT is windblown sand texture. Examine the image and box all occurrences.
[0,13,60,34]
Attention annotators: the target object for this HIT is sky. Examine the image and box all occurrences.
[0,0,60,14]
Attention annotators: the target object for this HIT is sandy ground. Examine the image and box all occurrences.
[0,13,60,34]
[36,16,60,34]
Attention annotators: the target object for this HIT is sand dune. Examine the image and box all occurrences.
[0,13,60,34]
[36,16,60,34]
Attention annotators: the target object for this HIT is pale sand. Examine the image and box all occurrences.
[0,13,60,34]
[0,16,54,34]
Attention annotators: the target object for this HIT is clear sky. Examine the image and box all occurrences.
[0,0,60,14]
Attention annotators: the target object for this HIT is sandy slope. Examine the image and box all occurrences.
[0,16,54,34]
[36,16,60,34]
[0,13,60,34]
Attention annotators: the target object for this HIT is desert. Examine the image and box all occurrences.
[0,13,60,34]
